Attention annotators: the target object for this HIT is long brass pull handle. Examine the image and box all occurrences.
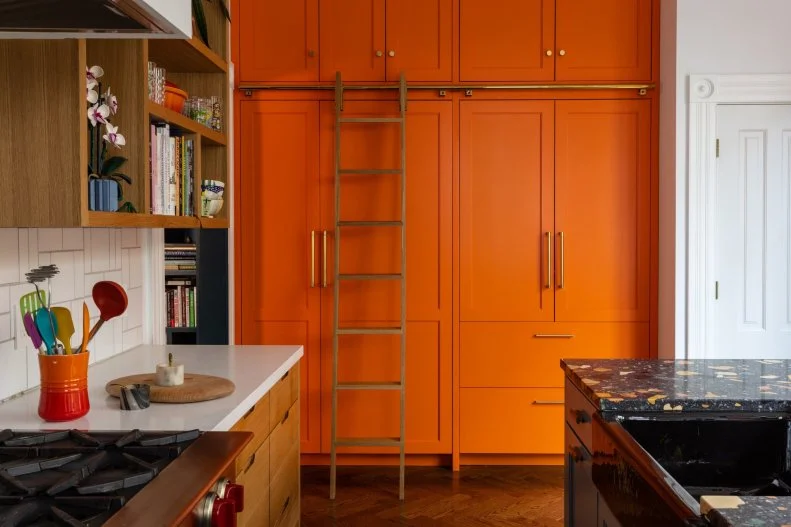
[545,231,552,289]
[534,334,575,339]
[559,231,565,289]
[532,400,564,405]
[322,230,328,287]
[310,230,316,288]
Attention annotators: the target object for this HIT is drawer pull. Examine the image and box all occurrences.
[569,446,587,462]
[281,408,290,425]
[242,404,256,420]
[533,334,575,339]
[281,496,291,514]
[532,400,564,405]
[280,370,289,382]
[574,409,591,424]
[244,452,256,474]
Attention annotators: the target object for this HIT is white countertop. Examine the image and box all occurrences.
[0,345,303,432]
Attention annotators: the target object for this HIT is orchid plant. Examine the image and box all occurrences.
[87,65,135,213]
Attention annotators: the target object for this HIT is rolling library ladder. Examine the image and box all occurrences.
[330,72,408,501]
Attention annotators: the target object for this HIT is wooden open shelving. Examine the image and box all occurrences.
[0,0,230,229]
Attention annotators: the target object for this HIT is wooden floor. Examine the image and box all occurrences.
[301,466,564,526]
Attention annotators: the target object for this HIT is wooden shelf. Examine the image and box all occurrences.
[148,36,228,74]
[147,101,227,146]
[85,211,227,229]
[197,216,230,229]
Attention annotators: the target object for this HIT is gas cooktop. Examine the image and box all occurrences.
[0,428,200,526]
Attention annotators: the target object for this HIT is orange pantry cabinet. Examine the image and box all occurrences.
[238,0,319,82]
[239,101,322,454]
[459,0,652,82]
[318,100,453,454]
[319,0,452,82]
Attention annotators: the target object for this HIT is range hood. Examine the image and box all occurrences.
[0,0,192,39]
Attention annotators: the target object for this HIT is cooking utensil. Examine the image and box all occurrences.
[52,307,75,355]
[76,281,128,353]
[81,302,89,354]
[23,312,43,351]
[25,265,59,353]
[19,290,46,318]
[35,307,58,355]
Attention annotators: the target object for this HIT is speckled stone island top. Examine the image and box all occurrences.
[701,495,791,527]
[561,358,791,412]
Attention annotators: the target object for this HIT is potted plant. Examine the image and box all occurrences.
[193,0,231,48]
[86,65,135,213]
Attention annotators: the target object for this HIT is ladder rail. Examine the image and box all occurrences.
[329,72,342,501]
[398,71,407,502]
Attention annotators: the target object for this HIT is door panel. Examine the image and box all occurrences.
[556,0,652,82]
[459,0,555,81]
[319,101,453,453]
[460,100,555,322]
[714,105,791,358]
[385,0,452,81]
[239,0,319,82]
[555,100,650,322]
[239,101,322,453]
[319,0,385,81]
[565,424,598,527]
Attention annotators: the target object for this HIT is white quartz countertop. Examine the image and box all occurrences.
[0,345,303,432]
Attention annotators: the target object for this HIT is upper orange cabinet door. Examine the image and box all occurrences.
[319,0,385,81]
[385,0,452,82]
[554,100,651,323]
[459,0,555,82]
[238,0,319,82]
[239,101,322,453]
[555,0,652,81]
[460,100,555,322]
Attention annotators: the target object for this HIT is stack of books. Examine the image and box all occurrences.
[150,123,195,216]
[165,243,196,272]
[166,280,197,328]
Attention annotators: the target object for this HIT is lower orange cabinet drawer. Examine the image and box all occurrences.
[460,322,649,388]
[460,388,564,454]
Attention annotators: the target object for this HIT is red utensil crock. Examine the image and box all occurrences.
[38,352,90,422]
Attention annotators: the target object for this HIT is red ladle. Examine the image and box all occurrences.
[77,281,128,353]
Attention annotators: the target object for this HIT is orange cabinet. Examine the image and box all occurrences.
[239,101,322,454]
[460,0,653,82]
[460,0,555,82]
[555,0,653,82]
[238,0,319,82]
[318,100,453,454]
[319,0,452,82]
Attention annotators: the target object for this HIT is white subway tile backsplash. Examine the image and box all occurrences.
[0,228,145,402]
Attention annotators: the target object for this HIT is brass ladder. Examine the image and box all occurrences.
[330,71,407,501]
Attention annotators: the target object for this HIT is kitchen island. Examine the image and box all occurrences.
[562,358,791,527]
[0,344,303,526]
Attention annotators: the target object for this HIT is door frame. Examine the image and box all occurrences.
[687,74,791,358]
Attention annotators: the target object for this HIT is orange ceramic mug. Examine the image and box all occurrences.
[38,352,90,421]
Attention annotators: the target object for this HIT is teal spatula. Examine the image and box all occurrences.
[35,308,58,355]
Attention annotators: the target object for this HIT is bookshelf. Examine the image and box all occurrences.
[0,0,230,229]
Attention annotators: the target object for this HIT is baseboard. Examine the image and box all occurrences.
[460,454,564,466]
[301,454,451,466]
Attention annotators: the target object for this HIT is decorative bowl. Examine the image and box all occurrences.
[164,82,188,113]
[201,198,224,217]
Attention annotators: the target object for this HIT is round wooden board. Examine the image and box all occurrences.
[105,373,235,403]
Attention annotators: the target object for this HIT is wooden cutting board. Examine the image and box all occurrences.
[105,373,235,403]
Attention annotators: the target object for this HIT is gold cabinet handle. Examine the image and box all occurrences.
[559,231,565,289]
[310,230,316,288]
[375,50,384,57]
[534,334,575,339]
[559,49,567,56]
[545,231,552,289]
[545,49,553,57]
[322,230,328,287]
[532,400,564,405]
[388,50,396,57]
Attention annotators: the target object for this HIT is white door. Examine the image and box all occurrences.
[714,105,791,358]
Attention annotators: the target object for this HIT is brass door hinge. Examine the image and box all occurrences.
[716,139,720,158]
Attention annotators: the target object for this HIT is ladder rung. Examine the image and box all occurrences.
[338,117,404,124]
[335,437,403,447]
[337,220,402,227]
[338,168,404,175]
[337,382,403,391]
[337,327,403,335]
[338,273,402,281]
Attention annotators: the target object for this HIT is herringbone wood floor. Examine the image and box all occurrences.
[301,466,564,526]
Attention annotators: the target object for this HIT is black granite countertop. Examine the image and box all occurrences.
[701,495,791,527]
[561,358,791,412]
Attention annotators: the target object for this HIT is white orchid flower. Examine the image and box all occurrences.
[104,87,118,115]
[88,103,110,127]
[103,123,126,148]
[87,87,98,104]
[86,65,104,87]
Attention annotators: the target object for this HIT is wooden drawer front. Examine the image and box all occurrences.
[237,437,270,527]
[460,388,564,454]
[270,444,299,527]
[270,364,299,434]
[460,322,649,388]
[270,401,299,478]
[565,381,596,452]
[232,393,270,474]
